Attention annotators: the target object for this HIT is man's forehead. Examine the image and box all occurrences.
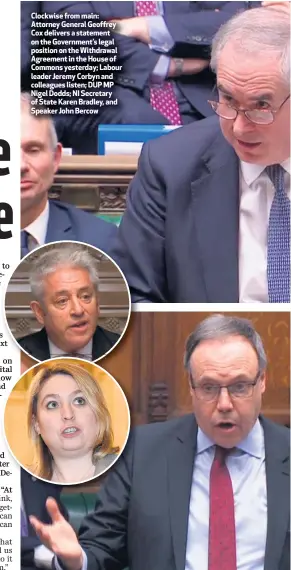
[43,266,93,286]
[218,43,283,76]
[190,336,257,361]
[21,112,52,144]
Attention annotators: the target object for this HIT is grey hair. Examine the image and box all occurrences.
[21,92,58,150]
[184,314,267,378]
[29,244,100,304]
[211,8,290,86]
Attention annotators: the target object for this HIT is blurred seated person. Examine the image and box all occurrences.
[21,93,117,254]
[21,2,258,153]
[26,362,119,484]
[18,243,120,361]
[21,467,68,570]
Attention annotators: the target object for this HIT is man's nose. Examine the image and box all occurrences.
[70,297,84,315]
[21,151,29,173]
[216,387,234,412]
[232,112,255,138]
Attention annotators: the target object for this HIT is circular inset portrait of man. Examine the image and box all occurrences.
[5,241,131,362]
[4,359,130,485]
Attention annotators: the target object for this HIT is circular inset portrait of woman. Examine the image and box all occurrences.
[4,359,130,485]
[5,241,131,363]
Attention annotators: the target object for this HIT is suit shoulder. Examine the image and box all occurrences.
[97,326,120,344]
[17,330,40,345]
[51,200,117,234]
[143,116,222,154]
[134,414,194,443]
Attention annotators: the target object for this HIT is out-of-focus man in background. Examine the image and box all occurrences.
[21,94,117,256]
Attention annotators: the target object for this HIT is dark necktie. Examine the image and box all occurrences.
[21,506,28,537]
[208,446,236,570]
[266,164,290,303]
[135,1,182,125]
[21,230,30,258]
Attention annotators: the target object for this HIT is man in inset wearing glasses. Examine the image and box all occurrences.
[113,3,290,303]
[29,314,289,570]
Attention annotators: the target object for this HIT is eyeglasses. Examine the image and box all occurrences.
[208,93,290,125]
[191,371,262,403]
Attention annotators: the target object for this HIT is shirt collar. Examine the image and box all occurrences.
[48,337,93,359]
[197,418,264,459]
[24,201,49,246]
[240,158,291,186]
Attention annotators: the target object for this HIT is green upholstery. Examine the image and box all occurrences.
[61,492,97,532]
[96,213,122,226]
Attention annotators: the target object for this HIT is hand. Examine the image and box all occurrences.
[30,498,84,570]
[112,17,150,44]
[168,58,209,77]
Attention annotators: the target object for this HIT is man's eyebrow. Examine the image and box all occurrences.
[23,140,44,147]
[198,374,253,384]
[217,84,274,102]
[53,290,69,297]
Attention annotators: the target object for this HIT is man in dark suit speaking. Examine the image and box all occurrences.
[17,243,120,361]
[29,314,289,570]
[113,4,290,303]
[21,93,117,257]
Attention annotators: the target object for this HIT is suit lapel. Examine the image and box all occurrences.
[190,139,240,302]
[45,200,76,243]
[167,416,197,570]
[30,329,50,361]
[261,417,290,570]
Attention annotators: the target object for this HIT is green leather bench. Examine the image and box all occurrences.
[61,492,97,532]
[61,492,129,570]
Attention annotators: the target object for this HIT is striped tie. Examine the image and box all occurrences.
[135,1,182,125]
[266,164,290,302]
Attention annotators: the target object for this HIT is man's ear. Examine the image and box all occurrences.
[53,142,62,174]
[30,301,45,326]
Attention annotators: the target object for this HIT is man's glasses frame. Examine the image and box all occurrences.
[190,370,262,402]
[208,93,290,125]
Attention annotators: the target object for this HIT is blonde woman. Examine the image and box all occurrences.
[27,362,119,483]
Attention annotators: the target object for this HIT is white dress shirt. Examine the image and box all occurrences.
[24,201,49,249]
[185,420,267,570]
[239,159,290,302]
[48,338,93,360]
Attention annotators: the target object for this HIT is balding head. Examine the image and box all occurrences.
[210,6,290,165]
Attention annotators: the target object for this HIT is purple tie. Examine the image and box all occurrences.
[135,1,182,125]
[208,446,236,570]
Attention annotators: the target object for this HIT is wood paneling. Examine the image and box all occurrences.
[51,154,138,219]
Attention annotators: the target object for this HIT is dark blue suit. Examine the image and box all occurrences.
[112,116,240,303]
[45,200,117,255]
[21,1,252,152]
